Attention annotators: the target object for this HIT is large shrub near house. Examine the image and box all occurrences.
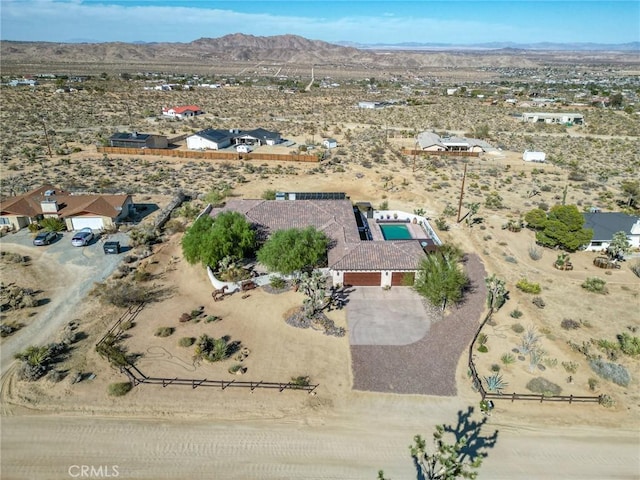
[181,212,256,267]
[525,205,593,251]
[257,226,329,275]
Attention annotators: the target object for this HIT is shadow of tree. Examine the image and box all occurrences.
[410,406,499,480]
[443,406,499,465]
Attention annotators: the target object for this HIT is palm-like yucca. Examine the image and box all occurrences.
[484,373,508,394]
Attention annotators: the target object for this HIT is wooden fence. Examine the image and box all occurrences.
[97,146,319,163]
[402,149,480,157]
[121,364,319,394]
[97,304,319,395]
[468,311,604,405]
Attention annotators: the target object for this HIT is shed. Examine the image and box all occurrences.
[523,151,546,162]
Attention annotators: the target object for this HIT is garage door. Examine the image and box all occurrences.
[71,217,104,231]
[344,272,381,286]
[391,272,415,286]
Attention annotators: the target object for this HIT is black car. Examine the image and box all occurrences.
[33,231,57,246]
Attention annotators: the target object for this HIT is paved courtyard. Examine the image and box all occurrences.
[347,255,487,395]
[346,287,432,346]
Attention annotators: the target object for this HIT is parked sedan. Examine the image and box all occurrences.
[71,228,94,247]
[33,231,57,246]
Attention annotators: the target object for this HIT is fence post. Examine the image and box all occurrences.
[511,393,516,402]
[569,394,573,404]
[540,394,544,403]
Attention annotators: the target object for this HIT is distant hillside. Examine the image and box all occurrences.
[1,33,637,73]
[348,41,640,52]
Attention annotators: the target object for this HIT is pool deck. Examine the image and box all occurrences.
[370,221,430,241]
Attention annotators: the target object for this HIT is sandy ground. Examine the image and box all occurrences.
[1,161,639,479]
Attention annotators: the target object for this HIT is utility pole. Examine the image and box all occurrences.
[41,117,52,156]
[456,162,468,223]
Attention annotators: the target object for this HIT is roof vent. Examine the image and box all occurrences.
[44,189,55,197]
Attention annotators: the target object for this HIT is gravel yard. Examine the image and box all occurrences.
[350,254,486,395]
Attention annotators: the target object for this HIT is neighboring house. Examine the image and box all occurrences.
[161,105,204,119]
[109,132,168,149]
[582,212,640,252]
[0,185,133,232]
[417,131,490,153]
[521,112,584,125]
[322,138,338,149]
[186,129,233,150]
[523,151,546,162]
[186,127,282,150]
[211,197,440,287]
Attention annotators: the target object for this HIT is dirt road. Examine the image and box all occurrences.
[2,396,638,480]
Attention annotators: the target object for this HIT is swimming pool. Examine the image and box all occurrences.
[379,223,412,240]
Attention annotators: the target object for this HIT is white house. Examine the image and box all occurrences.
[186,129,232,150]
[582,212,640,253]
[162,105,204,119]
[521,112,584,125]
[523,151,546,162]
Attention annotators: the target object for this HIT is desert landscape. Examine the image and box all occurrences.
[1,33,639,479]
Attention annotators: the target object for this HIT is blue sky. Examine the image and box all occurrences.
[1,0,638,44]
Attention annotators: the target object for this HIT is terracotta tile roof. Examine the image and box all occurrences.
[0,185,129,219]
[165,105,202,114]
[211,199,426,271]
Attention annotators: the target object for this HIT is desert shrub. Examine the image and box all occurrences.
[129,225,158,247]
[528,245,543,261]
[543,357,558,368]
[40,217,66,232]
[108,382,133,396]
[617,333,640,356]
[0,323,17,337]
[154,327,174,337]
[599,394,615,407]
[178,337,195,347]
[205,315,220,323]
[0,251,26,263]
[132,269,151,282]
[588,378,599,391]
[47,369,65,383]
[434,217,449,231]
[179,312,192,323]
[163,219,186,234]
[561,318,581,330]
[501,353,515,365]
[532,296,545,309]
[526,377,562,396]
[262,189,277,200]
[194,334,232,362]
[504,255,518,264]
[290,375,311,389]
[228,364,246,374]
[490,364,501,372]
[562,361,579,374]
[630,260,640,278]
[516,278,541,294]
[91,281,155,307]
[588,358,631,386]
[581,277,608,294]
[510,309,523,319]
[511,323,525,334]
[269,276,286,290]
[115,319,132,332]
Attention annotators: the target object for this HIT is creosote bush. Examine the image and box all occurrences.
[154,327,174,337]
[581,277,608,294]
[178,336,195,347]
[561,318,581,330]
[108,382,133,396]
[526,377,562,396]
[516,278,542,294]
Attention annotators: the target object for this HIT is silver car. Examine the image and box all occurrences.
[71,228,94,247]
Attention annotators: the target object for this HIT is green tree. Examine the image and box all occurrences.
[620,180,639,207]
[40,217,66,232]
[606,231,631,260]
[409,426,482,480]
[413,251,468,311]
[257,227,329,275]
[181,212,256,267]
[527,205,593,251]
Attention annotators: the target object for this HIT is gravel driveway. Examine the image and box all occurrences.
[350,254,487,396]
[0,229,129,376]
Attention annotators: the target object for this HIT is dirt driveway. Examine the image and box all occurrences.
[0,230,128,376]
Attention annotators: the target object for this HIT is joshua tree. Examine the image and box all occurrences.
[299,270,327,318]
[606,231,631,261]
[485,274,507,313]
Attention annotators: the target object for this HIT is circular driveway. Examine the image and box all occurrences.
[345,287,432,346]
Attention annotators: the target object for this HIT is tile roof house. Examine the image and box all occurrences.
[582,212,640,252]
[161,105,204,119]
[417,131,489,153]
[211,198,434,287]
[0,184,133,232]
